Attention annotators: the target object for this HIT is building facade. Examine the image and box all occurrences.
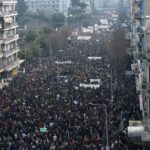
[0,0,23,85]
[25,0,71,15]
[128,0,150,144]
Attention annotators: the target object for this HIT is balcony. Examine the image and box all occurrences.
[0,52,3,58]
[3,23,19,30]
[136,26,144,36]
[145,25,150,34]
[0,0,17,4]
[144,49,150,62]
[131,62,139,73]
[134,13,142,19]
[142,77,147,89]
[0,66,4,73]
[127,47,135,56]
[0,11,17,17]
[0,54,4,73]
[3,47,19,58]
[5,59,24,71]
[133,50,143,60]
[141,117,150,142]
[0,34,19,44]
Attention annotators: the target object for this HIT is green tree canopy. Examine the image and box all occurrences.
[69,0,87,15]
[51,13,65,28]
[108,27,129,77]
[17,0,28,24]
[25,31,37,43]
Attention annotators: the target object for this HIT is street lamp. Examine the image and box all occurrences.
[89,102,109,150]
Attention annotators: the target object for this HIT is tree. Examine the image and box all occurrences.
[69,0,87,15]
[117,0,126,23]
[59,27,71,49]
[25,31,37,43]
[16,0,28,24]
[108,28,129,78]
[51,13,65,28]
[68,0,89,26]
[42,27,52,35]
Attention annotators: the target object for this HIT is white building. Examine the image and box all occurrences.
[59,0,71,15]
[80,0,93,14]
[0,0,24,86]
[25,0,71,15]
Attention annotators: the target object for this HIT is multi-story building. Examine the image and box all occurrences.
[0,0,24,85]
[128,0,150,145]
[80,0,95,14]
[25,0,71,15]
[59,0,71,15]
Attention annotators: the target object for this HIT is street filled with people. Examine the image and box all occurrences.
[0,29,143,149]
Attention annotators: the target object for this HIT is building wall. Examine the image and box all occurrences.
[130,0,150,126]
[0,0,23,83]
[80,0,92,13]
[25,0,71,14]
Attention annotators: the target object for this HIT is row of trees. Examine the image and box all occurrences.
[108,27,129,78]
[17,0,69,61]
[68,0,93,26]
[19,27,71,61]
[17,0,95,30]
[17,0,66,28]
[17,0,95,62]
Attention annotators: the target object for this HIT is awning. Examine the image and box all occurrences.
[4,17,13,24]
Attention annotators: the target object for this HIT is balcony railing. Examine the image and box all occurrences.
[0,52,3,58]
[0,0,17,3]
[2,47,19,57]
[144,49,150,62]
[3,23,18,30]
[127,47,136,56]
[143,117,150,130]
[146,28,150,34]
[5,59,24,71]
[0,34,19,44]
[0,11,17,17]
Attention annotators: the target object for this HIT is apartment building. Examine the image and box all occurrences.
[80,0,94,14]
[0,0,24,85]
[128,0,150,145]
[25,0,71,15]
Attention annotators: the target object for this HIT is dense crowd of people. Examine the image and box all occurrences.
[0,30,143,149]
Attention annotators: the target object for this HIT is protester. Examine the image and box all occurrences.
[0,28,142,150]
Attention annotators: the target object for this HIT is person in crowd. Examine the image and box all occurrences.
[0,29,142,150]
